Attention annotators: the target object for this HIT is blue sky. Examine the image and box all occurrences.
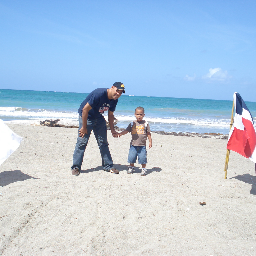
[1,0,256,101]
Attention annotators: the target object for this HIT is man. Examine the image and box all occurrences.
[71,82,125,176]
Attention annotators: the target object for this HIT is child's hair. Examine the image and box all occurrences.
[135,106,145,113]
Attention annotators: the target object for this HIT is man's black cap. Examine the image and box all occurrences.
[113,82,125,93]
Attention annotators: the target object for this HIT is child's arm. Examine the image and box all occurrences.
[118,130,129,137]
[118,122,132,137]
[147,132,152,148]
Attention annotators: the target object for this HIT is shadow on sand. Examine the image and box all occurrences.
[232,174,256,195]
[0,170,38,187]
[81,164,162,175]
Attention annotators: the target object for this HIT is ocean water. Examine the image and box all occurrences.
[1,89,256,134]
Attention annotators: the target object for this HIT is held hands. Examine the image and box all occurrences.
[111,130,119,138]
[112,130,122,138]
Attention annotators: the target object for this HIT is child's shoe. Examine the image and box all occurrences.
[127,166,134,174]
[141,168,147,176]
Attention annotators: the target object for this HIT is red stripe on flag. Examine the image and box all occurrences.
[227,118,256,158]
[227,128,248,157]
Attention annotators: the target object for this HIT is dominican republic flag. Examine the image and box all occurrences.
[227,92,256,163]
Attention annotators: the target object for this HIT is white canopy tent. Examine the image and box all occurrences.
[0,120,22,166]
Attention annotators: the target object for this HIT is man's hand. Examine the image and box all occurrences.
[79,103,91,137]
[111,130,118,138]
[79,127,87,137]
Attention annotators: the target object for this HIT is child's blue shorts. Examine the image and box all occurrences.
[128,145,147,164]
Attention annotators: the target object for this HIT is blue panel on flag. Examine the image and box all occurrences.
[236,93,243,115]
[236,93,254,122]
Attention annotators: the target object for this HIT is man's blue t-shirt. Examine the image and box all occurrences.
[78,88,118,119]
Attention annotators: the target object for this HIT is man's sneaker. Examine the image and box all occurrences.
[110,168,119,174]
[72,167,80,176]
[127,166,134,174]
[141,168,147,176]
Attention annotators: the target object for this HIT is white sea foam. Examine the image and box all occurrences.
[114,115,229,128]
[1,107,231,130]
[0,107,77,119]
[3,107,254,134]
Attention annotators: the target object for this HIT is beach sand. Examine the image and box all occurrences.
[0,123,256,255]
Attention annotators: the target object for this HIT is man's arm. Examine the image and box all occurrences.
[79,103,92,137]
[108,110,118,137]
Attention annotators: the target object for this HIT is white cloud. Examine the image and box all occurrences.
[202,68,231,82]
[184,74,196,81]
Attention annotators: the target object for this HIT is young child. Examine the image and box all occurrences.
[118,106,152,176]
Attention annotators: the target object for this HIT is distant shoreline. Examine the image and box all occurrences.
[5,119,229,139]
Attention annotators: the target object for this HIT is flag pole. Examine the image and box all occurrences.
[224,99,235,179]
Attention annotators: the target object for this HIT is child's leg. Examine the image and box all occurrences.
[128,146,137,165]
[138,146,147,176]
[127,146,137,174]
[127,165,135,174]
[141,164,147,176]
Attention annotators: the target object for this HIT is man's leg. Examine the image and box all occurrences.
[93,117,114,172]
[71,116,92,173]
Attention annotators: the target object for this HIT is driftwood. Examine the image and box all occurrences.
[40,119,228,139]
[39,118,118,130]
[40,119,78,128]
